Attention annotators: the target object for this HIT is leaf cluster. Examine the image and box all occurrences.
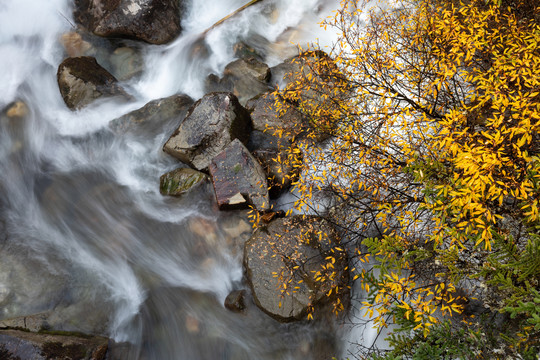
[252,0,540,357]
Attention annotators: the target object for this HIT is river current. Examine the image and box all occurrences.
[0,0,370,359]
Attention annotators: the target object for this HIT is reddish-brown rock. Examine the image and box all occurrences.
[209,139,269,211]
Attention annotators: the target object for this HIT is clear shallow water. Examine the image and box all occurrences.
[0,0,359,359]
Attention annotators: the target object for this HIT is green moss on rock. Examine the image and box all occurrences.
[159,168,208,196]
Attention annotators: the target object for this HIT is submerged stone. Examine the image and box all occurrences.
[60,32,94,58]
[4,101,29,120]
[109,47,143,81]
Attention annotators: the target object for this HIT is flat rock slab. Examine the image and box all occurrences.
[163,92,251,170]
[57,56,128,110]
[209,139,269,211]
[244,216,349,322]
[0,313,51,333]
[74,0,182,45]
[0,329,108,360]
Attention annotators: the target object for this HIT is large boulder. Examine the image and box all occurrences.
[163,92,251,170]
[209,139,269,211]
[159,167,208,196]
[57,56,128,110]
[109,94,193,135]
[244,216,349,322]
[0,329,108,360]
[206,58,272,105]
[74,0,182,45]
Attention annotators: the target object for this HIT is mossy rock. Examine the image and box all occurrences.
[159,168,208,196]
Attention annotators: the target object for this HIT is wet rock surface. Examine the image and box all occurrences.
[0,329,108,360]
[245,93,302,137]
[110,94,193,135]
[224,290,247,313]
[244,216,349,322]
[74,0,182,45]
[206,58,272,105]
[163,92,251,170]
[57,56,128,110]
[209,139,269,211]
[159,168,208,196]
[0,313,51,333]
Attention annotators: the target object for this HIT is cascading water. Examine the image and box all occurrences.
[0,0,359,359]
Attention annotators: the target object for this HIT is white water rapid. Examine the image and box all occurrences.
[0,0,370,359]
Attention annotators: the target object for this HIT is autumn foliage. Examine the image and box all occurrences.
[261,0,540,357]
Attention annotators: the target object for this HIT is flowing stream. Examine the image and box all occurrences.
[0,0,363,359]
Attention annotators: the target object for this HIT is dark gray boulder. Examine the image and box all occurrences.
[159,168,208,196]
[206,58,272,105]
[163,92,251,170]
[209,139,269,211]
[0,329,108,360]
[245,92,302,137]
[109,94,193,135]
[57,56,128,110]
[244,216,349,322]
[74,0,182,45]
